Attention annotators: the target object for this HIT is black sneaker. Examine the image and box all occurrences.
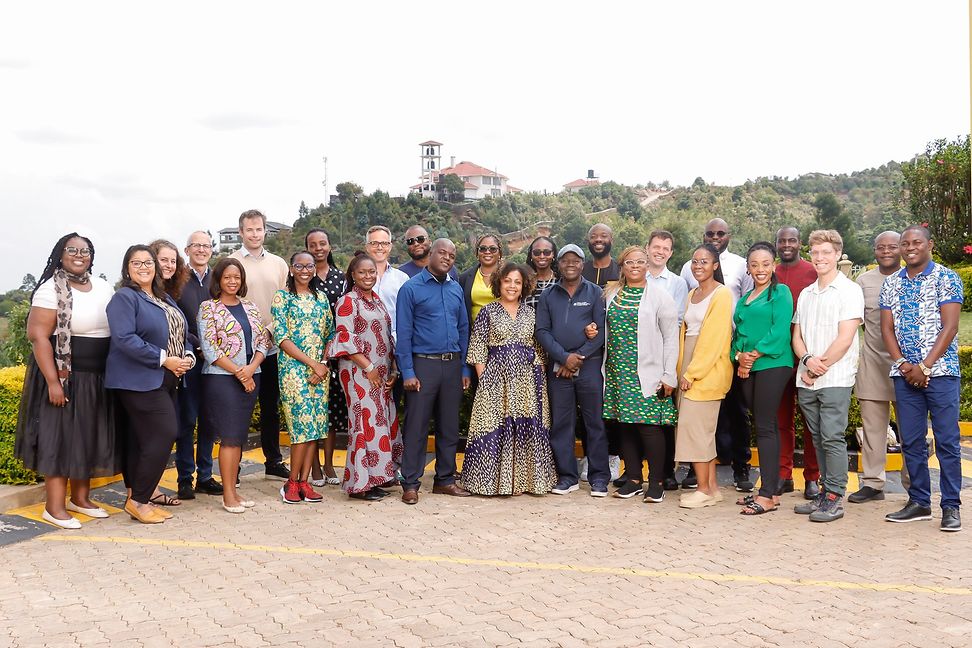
[847,485,885,504]
[885,500,933,523]
[614,481,643,499]
[265,462,290,481]
[803,480,821,500]
[612,477,629,488]
[643,483,665,503]
[733,468,754,493]
[941,507,962,532]
[663,477,680,491]
[681,467,698,489]
[177,481,196,501]
[778,478,795,494]
[194,477,224,495]
[809,493,844,522]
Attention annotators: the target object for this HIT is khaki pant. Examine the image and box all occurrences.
[859,399,909,490]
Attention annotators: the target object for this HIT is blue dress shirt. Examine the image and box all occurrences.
[395,268,469,381]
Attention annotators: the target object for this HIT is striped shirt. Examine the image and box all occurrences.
[792,271,864,390]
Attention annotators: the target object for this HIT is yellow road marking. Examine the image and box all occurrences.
[38,534,972,596]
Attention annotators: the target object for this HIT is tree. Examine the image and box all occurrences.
[438,174,466,203]
[813,193,868,263]
[298,201,310,221]
[692,177,706,189]
[901,135,971,263]
[335,182,364,205]
[19,274,36,292]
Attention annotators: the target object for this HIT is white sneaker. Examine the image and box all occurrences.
[577,457,589,483]
[608,455,622,482]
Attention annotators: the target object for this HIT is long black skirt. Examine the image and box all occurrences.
[15,336,123,479]
[201,373,259,448]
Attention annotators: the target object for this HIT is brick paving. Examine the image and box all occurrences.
[1,457,971,648]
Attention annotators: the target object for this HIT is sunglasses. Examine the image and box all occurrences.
[531,249,553,257]
[478,245,500,254]
[405,235,428,246]
[705,230,727,238]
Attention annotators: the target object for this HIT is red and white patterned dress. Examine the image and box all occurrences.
[326,286,402,494]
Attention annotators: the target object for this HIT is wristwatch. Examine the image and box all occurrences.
[917,362,931,376]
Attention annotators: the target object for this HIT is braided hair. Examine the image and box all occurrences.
[745,241,779,300]
[31,232,96,304]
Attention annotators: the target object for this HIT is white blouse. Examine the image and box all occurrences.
[32,277,113,338]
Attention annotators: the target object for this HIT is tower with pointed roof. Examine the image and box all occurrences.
[418,140,442,199]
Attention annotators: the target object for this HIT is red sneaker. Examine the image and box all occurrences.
[280,479,301,504]
[299,481,323,503]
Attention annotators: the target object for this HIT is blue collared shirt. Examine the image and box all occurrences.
[395,268,469,380]
[646,267,689,325]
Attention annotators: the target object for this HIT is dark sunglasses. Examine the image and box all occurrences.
[531,249,553,257]
[478,245,500,254]
[705,230,727,238]
[405,235,428,246]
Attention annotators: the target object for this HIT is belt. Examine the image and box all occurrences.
[415,352,458,361]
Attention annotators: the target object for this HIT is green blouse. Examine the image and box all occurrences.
[731,284,794,372]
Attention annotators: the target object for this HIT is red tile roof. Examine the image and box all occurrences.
[563,178,599,188]
[439,161,508,180]
[419,140,443,146]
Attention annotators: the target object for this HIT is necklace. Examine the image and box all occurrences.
[613,284,644,310]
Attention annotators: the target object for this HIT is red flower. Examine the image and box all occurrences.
[964,244,972,255]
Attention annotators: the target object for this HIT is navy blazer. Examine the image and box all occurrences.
[105,287,192,392]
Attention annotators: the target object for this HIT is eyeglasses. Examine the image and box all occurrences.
[292,263,315,271]
[188,243,213,250]
[622,259,648,267]
[405,235,428,246]
[690,258,712,266]
[875,245,899,253]
[129,259,154,269]
[478,245,500,254]
[367,240,392,248]
[65,246,92,257]
[705,230,727,238]
[531,249,553,257]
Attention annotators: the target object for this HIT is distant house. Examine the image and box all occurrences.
[218,221,292,251]
[412,141,520,201]
[563,178,600,193]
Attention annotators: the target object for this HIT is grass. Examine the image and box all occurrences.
[960,311,972,346]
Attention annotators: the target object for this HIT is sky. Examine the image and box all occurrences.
[1,1,968,291]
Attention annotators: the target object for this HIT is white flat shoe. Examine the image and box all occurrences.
[222,502,245,514]
[240,500,255,508]
[66,501,109,518]
[309,478,326,487]
[42,509,81,529]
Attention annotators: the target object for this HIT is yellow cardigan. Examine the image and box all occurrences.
[677,285,733,402]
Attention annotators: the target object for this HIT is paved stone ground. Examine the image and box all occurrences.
[1,449,971,647]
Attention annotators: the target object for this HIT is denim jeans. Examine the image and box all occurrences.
[893,376,962,510]
[797,386,851,497]
[175,361,214,484]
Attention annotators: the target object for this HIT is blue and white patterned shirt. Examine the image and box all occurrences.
[879,261,964,378]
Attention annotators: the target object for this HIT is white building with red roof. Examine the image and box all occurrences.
[413,140,520,201]
[563,177,600,193]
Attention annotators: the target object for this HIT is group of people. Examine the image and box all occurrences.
[14,211,965,532]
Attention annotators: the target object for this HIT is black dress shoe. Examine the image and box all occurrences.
[779,478,794,494]
[885,500,933,523]
[663,477,679,491]
[177,482,196,501]
[350,490,383,501]
[194,477,224,495]
[847,485,885,503]
[370,487,391,498]
[941,507,962,532]
[803,480,820,500]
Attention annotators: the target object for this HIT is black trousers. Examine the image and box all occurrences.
[738,366,791,498]
[548,362,609,486]
[619,423,665,487]
[716,375,751,472]
[401,356,462,490]
[258,353,282,466]
[117,370,179,504]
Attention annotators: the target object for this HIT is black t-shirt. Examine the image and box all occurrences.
[582,259,619,288]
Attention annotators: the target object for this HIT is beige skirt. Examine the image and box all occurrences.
[674,335,720,463]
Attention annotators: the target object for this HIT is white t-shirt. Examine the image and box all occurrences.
[32,277,113,338]
[792,272,864,390]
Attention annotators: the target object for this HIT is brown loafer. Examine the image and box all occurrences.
[431,483,471,497]
[402,489,419,505]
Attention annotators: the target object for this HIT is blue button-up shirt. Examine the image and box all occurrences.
[395,268,469,380]
[880,261,964,377]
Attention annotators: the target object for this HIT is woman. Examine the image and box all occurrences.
[732,242,793,515]
[675,244,734,509]
[326,254,401,501]
[602,247,680,503]
[458,234,504,328]
[461,263,557,495]
[198,258,270,514]
[524,236,558,310]
[106,245,195,524]
[271,250,335,504]
[15,234,120,529]
[305,228,347,488]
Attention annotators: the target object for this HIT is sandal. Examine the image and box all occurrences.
[740,500,777,515]
[736,494,780,509]
[149,492,181,506]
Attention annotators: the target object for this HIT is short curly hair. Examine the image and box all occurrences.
[490,262,534,302]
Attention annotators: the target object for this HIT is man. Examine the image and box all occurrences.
[395,239,472,504]
[398,224,458,280]
[848,231,901,504]
[582,223,619,288]
[791,230,864,523]
[535,244,610,497]
[775,226,822,498]
[680,218,754,491]
[230,210,290,480]
[644,230,689,490]
[881,225,964,532]
[174,231,221,500]
[366,225,410,341]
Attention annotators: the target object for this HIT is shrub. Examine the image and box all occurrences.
[960,346,972,421]
[0,365,26,436]
[954,266,972,313]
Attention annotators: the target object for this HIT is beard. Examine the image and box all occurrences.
[588,241,612,259]
[409,247,430,261]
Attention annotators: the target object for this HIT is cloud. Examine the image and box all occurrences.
[198,112,288,131]
[16,129,89,145]
[58,174,198,204]
[0,58,29,70]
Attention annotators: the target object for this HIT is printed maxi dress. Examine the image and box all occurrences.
[326,286,403,494]
[313,267,349,440]
[461,301,557,495]
[270,289,334,444]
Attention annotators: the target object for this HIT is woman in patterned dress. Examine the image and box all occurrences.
[461,263,557,496]
[524,236,558,310]
[270,251,335,505]
[305,228,348,488]
[326,254,402,501]
[602,246,680,503]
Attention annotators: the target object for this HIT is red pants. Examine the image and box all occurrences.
[777,377,820,481]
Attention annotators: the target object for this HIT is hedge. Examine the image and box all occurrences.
[0,365,37,484]
[954,266,972,313]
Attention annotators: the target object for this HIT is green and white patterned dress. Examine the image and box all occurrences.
[603,286,677,425]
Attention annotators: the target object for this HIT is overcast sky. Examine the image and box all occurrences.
[1,1,968,291]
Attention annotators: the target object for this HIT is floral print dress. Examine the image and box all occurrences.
[270,289,334,444]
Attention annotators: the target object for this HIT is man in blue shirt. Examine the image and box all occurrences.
[535,244,610,497]
[881,225,964,532]
[395,239,471,504]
